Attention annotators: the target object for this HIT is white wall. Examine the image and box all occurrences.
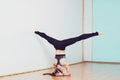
[0,0,83,75]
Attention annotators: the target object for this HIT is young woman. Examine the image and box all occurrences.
[35,31,102,76]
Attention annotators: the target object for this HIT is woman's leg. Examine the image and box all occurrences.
[62,32,99,47]
[35,31,59,46]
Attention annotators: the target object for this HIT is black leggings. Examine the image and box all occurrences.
[35,31,99,50]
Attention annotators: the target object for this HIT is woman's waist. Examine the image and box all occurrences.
[56,50,65,54]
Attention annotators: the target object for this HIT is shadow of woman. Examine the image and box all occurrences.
[51,76,71,80]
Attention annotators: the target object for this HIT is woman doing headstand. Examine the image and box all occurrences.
[35,31,102,76]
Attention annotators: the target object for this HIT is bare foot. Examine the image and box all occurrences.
[98,32,104,35]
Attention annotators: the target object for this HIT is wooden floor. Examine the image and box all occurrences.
[1,62,120,80]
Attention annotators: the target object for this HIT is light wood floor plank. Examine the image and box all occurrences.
[1,63,120,80]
